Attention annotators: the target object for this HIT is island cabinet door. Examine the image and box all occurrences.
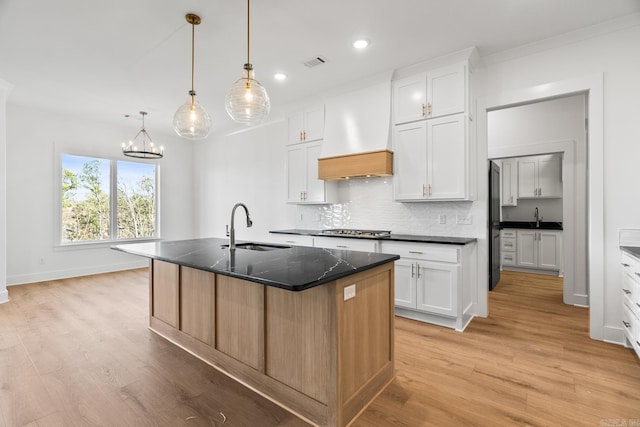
[151,260,179,328]
[180,267,215,346]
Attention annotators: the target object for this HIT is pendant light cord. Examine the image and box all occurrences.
[247,0,251,65]
[191,19,195,101]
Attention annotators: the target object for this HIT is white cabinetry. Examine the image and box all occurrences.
[286,141,336,204]
[287,105,325,144]
[314,237,378,253]
[501,159,518,206]
[380,241,476,331]
[500,230,516,267]
[393,63,466,125]
[393,114,469,201]
[518,154,562,199]
[516,230,562,272]
[621,249,640,358]
[267,234,314,247]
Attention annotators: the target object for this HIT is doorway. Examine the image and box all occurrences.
[486,94,588,309]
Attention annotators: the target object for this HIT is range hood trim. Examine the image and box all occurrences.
[318,150,393,181]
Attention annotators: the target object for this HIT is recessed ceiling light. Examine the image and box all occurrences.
[353,39,369,49]
[274,73,287,81]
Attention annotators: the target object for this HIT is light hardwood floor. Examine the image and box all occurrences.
[1,269,639,426]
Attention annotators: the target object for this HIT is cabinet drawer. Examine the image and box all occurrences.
[501,252,516,266]
[501,237,516,252]
[380,242,459,263]
[314,237,378,253]
[268,234,314,247]
[501,230,516,239]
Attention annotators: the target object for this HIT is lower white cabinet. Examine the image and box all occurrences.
[380,241,476,331]
[314,236,378,253]
[620,249,640,359]
[516,230,562,271]
[267,234,314,247]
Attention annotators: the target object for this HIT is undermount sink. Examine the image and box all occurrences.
[221,242,291,251]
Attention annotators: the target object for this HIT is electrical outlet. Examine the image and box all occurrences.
[344,284,356,301]
[456,215,472,225]
[439,214,446,224]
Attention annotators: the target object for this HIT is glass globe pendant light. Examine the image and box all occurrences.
[225,0,271,125]
[173,13,212,140]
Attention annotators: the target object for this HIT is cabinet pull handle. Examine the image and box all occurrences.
[428,184,432,196]
[303,130,306,141]
[299,131,303,141]
[623,289,632,295]
[622,263,630,267]
[635,272,640,278]
[421,104,426,117]
[637,303,640,309]
[422,184,426,197]
[285,240,296,244]
[336,245,348,248]
[411,264,415,278]
[408,251,423,255]
[427,102,432,117]
[539,187,542,196]
[416,264,421,278]
[623,321,631,328]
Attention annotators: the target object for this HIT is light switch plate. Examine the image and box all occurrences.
[344,284,356,301]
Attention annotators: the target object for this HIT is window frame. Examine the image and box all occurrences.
[55,151,161,248]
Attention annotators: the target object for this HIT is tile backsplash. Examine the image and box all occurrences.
[296,177,482,237]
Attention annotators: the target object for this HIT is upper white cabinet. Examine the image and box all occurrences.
[286,141,336,204]
[392,52,476,202]
[393,63,466,125]
[287,105,325,144]
[501,158,518,206]
[393,114,470,201]
[517,154,562,199]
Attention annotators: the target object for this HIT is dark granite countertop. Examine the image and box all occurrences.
[500,221,563,230]
[270,229,476,245]
[112,237,399,292]
[621,246,640,259]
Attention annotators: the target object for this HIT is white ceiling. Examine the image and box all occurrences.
[1,0,639,137]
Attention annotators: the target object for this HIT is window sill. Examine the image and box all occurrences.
[55,237,161,251]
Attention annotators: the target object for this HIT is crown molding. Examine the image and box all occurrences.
[482,12,640,65]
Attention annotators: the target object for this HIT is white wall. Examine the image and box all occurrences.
[0,79,11,302]
[5,104,196,285]
[193,120,297,243]
[483,21,640,342]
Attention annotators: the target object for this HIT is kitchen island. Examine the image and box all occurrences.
[113,238,399,427]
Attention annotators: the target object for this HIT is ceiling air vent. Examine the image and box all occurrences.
[303,56,327,68]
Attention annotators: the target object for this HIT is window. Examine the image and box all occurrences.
[61,154,158,244]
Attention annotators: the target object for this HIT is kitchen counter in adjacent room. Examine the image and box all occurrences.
[112,238,398,427]
[500,221,563,230]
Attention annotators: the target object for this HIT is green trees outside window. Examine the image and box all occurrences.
[61,154,157,243]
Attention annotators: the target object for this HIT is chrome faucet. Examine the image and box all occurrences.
[226,203,253,250]
[534,207,542,228]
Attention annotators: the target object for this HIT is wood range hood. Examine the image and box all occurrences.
[318,149,393,181]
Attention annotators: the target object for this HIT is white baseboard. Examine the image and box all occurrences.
[0,289,8,304]
[603,325,625,346]
[7,260,148,286]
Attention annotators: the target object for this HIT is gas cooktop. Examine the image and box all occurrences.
[320,229,391,238]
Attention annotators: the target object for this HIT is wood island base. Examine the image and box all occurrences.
[149,259,395,427]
